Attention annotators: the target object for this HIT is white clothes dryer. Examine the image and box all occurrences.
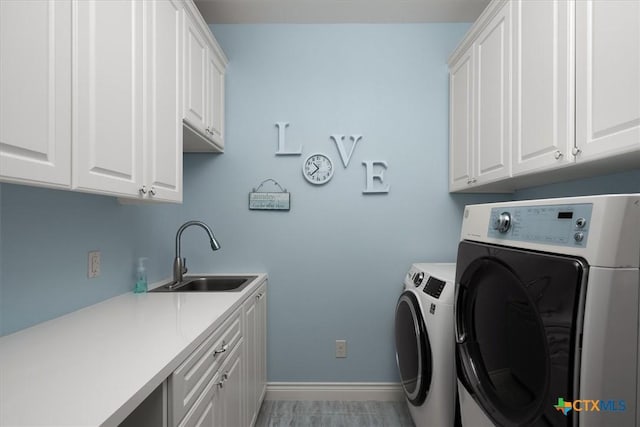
[395,263,459,427]
[455,194,640,427]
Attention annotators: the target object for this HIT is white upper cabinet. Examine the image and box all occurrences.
[1,0,224,202]
[73,0,145,198]
[143,0,184,203]
[450,0,639,192]
[575,0,640,161]
[0,0,71,188]
[449,1,511,192]
[183,12,208,133]
[206,50,225,149]
[473,2,511,186]
[74,0,184,201]
[182,1,228,152]
[449,50,473,191]
[512,0,574,175]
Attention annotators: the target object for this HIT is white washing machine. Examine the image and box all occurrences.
[454,194,640,427]
[395,263,459,426]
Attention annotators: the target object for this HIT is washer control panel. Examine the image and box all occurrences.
[487,203,593,247]
[423,276,446,299]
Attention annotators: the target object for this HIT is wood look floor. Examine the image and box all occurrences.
[255,400,416,427]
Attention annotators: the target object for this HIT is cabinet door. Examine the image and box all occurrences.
[73,0,144,197]
[449,49,474,191]
[206,51,225,149]
[144,0,183,203]
[473,3,511,185]
[183,12,207,132]
[257,288,267,405]
[0,0,71,188]
[512,0,574,175]
[576,0,640,160]
[215,344,244,427]
[244,286,266,426]
[244,293,259,426]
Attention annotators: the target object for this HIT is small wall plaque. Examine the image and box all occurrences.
[249,179,291,211]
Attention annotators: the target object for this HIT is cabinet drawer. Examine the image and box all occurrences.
[170,309,242,426]
[177,371,217,427]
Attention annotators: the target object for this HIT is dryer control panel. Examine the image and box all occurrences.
[487,203,593,247]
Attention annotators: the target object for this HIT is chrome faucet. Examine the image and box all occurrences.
[171,220,221,287]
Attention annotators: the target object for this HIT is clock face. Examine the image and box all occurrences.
[302,153,334,185]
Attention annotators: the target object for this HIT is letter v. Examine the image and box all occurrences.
[330,135,363,168]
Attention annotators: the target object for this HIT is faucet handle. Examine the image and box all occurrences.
[182,258,188,274]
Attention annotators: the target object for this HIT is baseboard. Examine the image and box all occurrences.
[265,382,404,401]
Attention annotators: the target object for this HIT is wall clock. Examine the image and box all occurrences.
[302,153,334,185]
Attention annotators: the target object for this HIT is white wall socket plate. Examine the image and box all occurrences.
[88,251,101,278]
[335,340,347,358]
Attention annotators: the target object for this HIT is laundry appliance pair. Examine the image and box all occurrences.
[396,193,640,427]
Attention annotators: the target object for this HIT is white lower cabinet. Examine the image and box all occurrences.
[169,282,267,427]
[213,343,244,427]
[244,284,268,427]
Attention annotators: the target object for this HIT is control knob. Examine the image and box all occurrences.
[493,212,512,233]
[413,272,424,287]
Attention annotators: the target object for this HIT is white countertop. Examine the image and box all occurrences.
[0,274,267,427]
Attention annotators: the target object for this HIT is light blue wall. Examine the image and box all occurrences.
[513,169,640,200]
[0,184,182,335]
[185,23,507,381]
[6,24,634,383]
[0,24,507,384]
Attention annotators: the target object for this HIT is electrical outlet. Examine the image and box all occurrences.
[335,340,347,358]
[88,251,101,278]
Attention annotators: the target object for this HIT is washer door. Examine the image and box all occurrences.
[395,290,432,406]
[455,241,587,426]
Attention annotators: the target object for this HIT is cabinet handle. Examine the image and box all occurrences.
[214,341,229,357]
[255,292,264,300]
[554,150,564,160]
[572,147,582,156]
[148,186,156,196]
[139,186,147,195]
[217,373,228,389]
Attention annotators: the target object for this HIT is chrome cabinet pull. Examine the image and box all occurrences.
[572,147,582,156]
[148,186,156,196]
[139,186,147,195]
[213,341,229,357]
[217,373,228,389]
[554,150,563,160]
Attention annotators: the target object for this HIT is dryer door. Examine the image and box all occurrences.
[395,290,432,406]
[455,241,587,427]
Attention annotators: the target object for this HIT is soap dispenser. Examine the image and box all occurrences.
[134,257,148,293]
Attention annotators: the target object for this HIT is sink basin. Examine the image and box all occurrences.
[151,275,257,292]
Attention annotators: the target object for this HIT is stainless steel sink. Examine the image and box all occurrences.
[151,275,257,292]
